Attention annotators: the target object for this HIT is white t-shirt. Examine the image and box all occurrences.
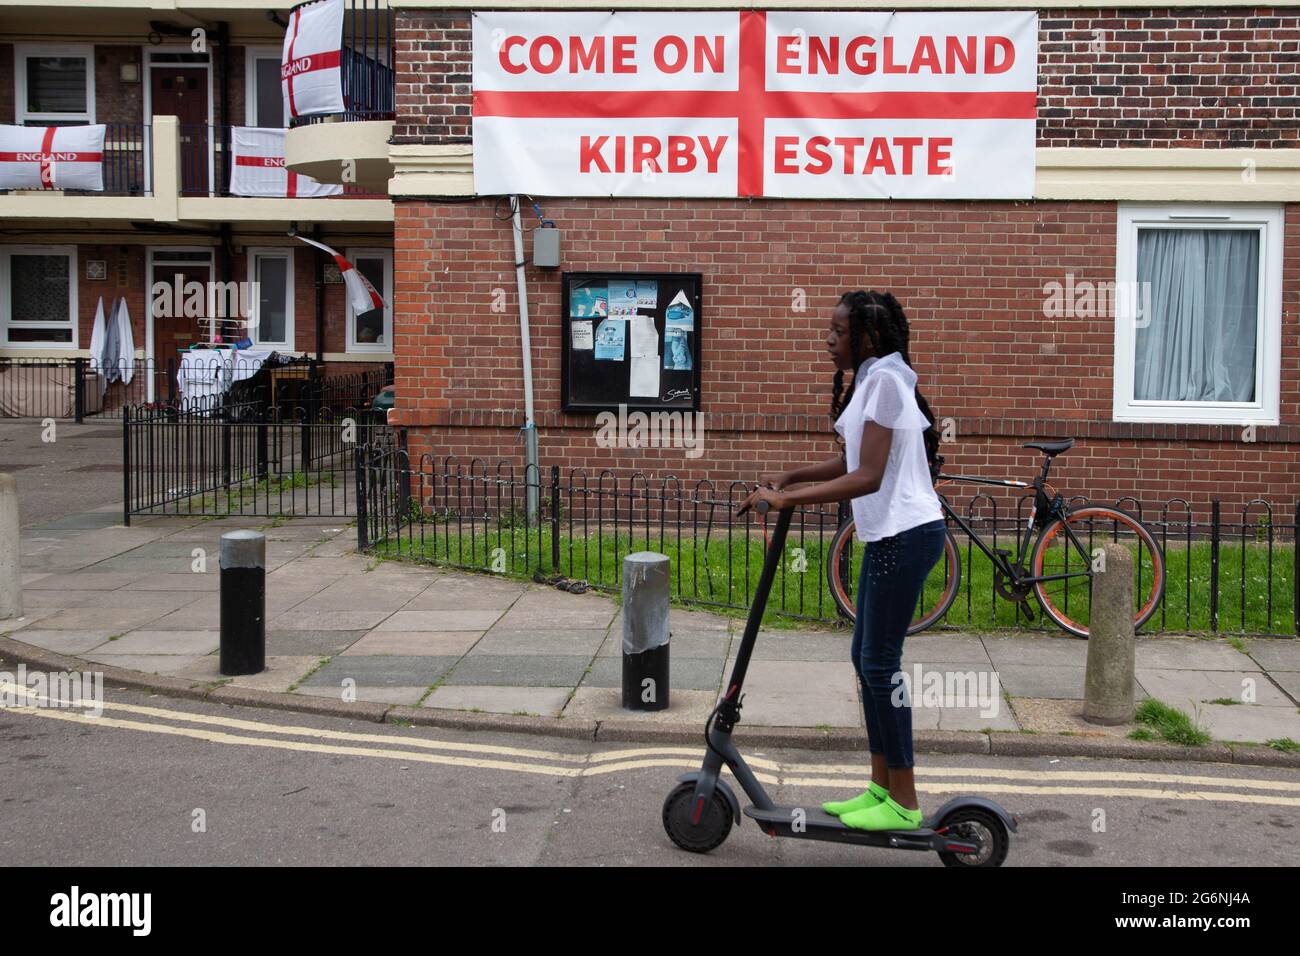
[833,351,944,542]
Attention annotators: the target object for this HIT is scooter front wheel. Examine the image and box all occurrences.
[936,807,1009,868]
[662,782,733,853]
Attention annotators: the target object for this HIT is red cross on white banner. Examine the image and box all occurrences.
[282,0,346,120]
[0,124,106,191]
[471,10,1038,200]
[230,126,342,197]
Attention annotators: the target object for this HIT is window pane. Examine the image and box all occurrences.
[1134,228,1259,403]
[26,57,88,114]
[255,257,289,343]
[354,257,386,345]
[9,255,71,324]
[255,58,284,127]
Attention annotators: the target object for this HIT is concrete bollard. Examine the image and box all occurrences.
[220,530,266,677]
[1084,542,1135,725]
[622,551,670,711]
[0,474,20,620]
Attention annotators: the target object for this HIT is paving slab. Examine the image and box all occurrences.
[80,652,206,675]
[742,630,849,661]
[176,655,320,694]
[266,629,368,657]
[1269,670,1300,702]
[375,609,503,632]
[4,630,116,655]
[403,581,526,611]
[1135,638,1262,671]
[1135,667,1294,709]
[441,654,592,688]
[269,608,394,630]
[423,685,572,717]
[471,627,606,657]
[342,631,482,657]
[24,572,147,591]
[34,606,173,632]
[1243,639,1300,672]
[120,572,221,592]
[102,630,220,656]
[730,660,861,728]
[987,664,1091,700]
[0,610,56,634]
[982,634,1090,669]
[1194,704,1300,744]
[561,686,717,724]
[298,655,457,688]
[900,632,994,663]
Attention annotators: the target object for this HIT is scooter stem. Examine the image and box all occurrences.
[717,502,794,728]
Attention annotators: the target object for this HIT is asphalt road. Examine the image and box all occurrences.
[1,684,1296,867]
[0,421,125,529]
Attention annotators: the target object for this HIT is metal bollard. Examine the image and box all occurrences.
[622,551,670,711]
[220,530,266,676]
[1084,542,1135,725]
[0,474,21,621]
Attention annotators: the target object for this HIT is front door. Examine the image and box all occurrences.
[150,60,210,195]
[149,250,214,399]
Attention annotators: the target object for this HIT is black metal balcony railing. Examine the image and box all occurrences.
[0,122,152,198]
[290,0,395,128]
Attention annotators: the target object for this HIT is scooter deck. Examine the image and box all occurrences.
[743,805,979,853]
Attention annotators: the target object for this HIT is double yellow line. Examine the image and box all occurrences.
[5,682,1299,808]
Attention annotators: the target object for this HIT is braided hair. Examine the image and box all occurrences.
[830,290,943,482]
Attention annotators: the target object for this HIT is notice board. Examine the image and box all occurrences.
[561,271,702,413]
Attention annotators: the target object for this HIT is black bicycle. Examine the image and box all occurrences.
[825,438,1166,638]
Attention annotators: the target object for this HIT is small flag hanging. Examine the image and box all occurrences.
[295,236,385,315]
[230,127,342,198]
[0,124,106,191]
[281,0,346,120]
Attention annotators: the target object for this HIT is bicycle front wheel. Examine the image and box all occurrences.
[1030,506,1166,639]
[826,519,962,634]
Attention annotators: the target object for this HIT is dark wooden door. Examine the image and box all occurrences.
[151,68,209,195]
[151,254,214,392]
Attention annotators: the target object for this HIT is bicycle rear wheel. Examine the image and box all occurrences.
[826,519,961,634]
[1030,506,1166,639]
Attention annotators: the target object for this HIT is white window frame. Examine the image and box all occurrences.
[1113,203,1283,426]
[345,248,393,353]
[247,247,295,349]
[0,245,79,350]
[244,45,287,128]
[15,44,96,125]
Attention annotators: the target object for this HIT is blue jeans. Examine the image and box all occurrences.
[849,518,947,769]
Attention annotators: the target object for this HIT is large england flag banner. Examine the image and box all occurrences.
[0,124,106,191]
[282,0,346,120]
[230,127,343,197]
[472,10,1037,199]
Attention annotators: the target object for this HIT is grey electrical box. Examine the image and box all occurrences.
[533,226,561,268]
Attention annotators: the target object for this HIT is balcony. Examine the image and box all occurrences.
[284,0,395,193]
[0,118,392,223]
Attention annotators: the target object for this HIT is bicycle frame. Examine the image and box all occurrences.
[935,455,1096,592]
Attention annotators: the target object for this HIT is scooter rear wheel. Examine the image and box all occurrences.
[662,782,733,853]
[936,808,1009,868]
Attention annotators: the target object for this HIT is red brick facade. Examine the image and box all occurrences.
[389,8,1300,517]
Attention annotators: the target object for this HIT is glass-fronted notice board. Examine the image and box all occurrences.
[561,271,702,413]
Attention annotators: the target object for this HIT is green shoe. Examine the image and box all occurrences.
[822,781,889,817]
[840,797,923,832]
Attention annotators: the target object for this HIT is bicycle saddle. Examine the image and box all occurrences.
[1023,438,1075,456]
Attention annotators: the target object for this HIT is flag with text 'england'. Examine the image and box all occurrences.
[295,236,385,315]
[230,127,342,197]
[0,124,106,191]
[282,0,346,120]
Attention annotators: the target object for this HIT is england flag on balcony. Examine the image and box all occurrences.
[230,127,342,197]
[282,0,346,120]
[0,124,106,191]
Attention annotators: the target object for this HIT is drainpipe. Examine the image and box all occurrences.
[510,196,539,524]
[313,225,325,364]
[216,22,231,195]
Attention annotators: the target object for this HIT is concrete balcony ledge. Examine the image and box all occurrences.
[285,120,395,194]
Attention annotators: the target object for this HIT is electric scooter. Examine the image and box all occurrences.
[662,500,1017,866]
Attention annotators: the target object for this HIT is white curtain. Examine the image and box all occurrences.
[1133,228,1259,402]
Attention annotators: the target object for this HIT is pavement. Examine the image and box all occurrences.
[3,503,1299,767]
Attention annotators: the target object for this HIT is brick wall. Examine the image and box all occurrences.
[393,8,1300,149]
[393,196,1300,516]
